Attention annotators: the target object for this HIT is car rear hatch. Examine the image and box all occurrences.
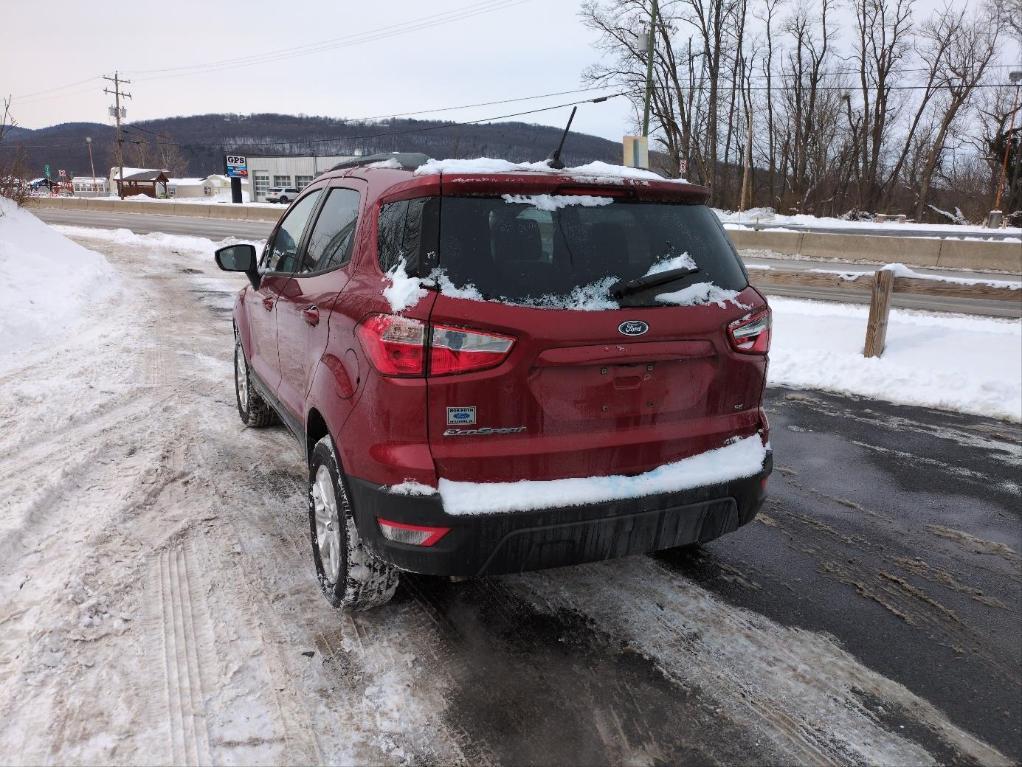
[395,173,769,484]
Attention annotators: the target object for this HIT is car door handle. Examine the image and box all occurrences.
[262,296,275,311]
[302,305,320,326]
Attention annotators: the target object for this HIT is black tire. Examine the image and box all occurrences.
[234,335,276,427]
[308,435,399,611]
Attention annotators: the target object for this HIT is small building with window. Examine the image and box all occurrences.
[246,155,359,202]
[71,176,109,196]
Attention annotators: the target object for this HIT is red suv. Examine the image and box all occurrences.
[215,152,771,611]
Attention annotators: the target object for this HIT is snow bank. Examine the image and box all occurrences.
[433,434,766,515]
[769,297,1022,422]
[415,157,685,184]
[0,200,118,372]
[501,194,614,211]
[52,225,264,258]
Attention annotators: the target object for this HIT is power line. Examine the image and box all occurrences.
[126,0,528,81]
[103,73,132,197]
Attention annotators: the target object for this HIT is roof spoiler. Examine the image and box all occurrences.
[329,152,431,172]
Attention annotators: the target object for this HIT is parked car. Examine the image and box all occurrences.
[215,152,772,611]
[265,186,299,204]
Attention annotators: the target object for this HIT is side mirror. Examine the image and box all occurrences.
[215,244,260,289]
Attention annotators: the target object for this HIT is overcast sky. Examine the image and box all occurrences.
[4,0,1015,143]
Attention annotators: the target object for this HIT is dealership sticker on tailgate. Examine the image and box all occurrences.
[447,406,477,426]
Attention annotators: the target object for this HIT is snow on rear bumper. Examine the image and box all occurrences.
[347,450,772,577]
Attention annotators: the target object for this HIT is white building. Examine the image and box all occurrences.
[71,176,109,195]
[246,155,359,201]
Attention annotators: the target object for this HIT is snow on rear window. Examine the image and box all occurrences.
[656,282,748,309]
[500,194,615,211]
[435,197,747,308]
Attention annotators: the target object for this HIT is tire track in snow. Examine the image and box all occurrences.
[157,545,214,766]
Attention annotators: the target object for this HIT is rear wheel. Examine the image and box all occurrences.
[234,336,275,427]
[308,435,399,611]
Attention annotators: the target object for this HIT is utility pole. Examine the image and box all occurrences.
[641,0,659,137]
[102,72,131,199]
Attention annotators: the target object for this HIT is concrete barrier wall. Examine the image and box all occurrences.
[26,197,1019,273]
[728,227,1019,273]
[26,196,282,223]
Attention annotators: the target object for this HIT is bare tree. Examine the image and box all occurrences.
[850,0,914,211]
[913,6,1000,218]
[0,96,28,208]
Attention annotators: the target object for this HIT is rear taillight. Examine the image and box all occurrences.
[727,308,771,354]
[378,518,450,546]
[356,314,426,376]
[430,323,515,375]
[356,314,515,377]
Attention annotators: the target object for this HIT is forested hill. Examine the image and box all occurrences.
[6,113,621,178]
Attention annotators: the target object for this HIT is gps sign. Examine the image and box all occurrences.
[225,155,248,178]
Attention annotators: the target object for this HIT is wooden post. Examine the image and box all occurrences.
[864,269,895,358]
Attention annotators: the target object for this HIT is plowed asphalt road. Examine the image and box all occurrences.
[0,225,1018,765]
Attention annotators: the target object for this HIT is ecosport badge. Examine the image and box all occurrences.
[618,320,649,337]
[443,426,527,437]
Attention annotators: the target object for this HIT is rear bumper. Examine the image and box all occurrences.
[347,451,771,577]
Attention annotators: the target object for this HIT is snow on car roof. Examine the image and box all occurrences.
[414,157,690,185]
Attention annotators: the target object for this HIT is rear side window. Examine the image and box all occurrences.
[436,197,747,307]
[302,188,360,273]
[261,190,321,273]
[377,198,439,274]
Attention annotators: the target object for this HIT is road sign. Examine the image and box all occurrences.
[225,154,248,178]
[58,169,66,178]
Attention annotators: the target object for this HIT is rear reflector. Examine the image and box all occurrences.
[357,314,514,377]
[727,308,771,354]
[378,518,450,547]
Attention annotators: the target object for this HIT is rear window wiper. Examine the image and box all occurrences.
[610,266,700,298]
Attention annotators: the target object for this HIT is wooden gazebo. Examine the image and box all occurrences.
[116,170,169,198]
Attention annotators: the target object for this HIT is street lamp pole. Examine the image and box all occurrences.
[85,137,97,194]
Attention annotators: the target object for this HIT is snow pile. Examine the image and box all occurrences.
[435,434,766,515]
[769,297,1022,421]
[431,270,485,301]
[501,193,615,211]
[415,157,686,184]
[383,259,429,312]
[657,282,747,308]
[367,158,403,169]
[0,200,119,371]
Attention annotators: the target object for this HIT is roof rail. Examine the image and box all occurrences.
[329,152,431,172]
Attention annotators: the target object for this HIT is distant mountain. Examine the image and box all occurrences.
[4,113,621,179]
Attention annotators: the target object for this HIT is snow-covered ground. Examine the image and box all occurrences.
[769,297,1021,422]
[0,211,1015,765]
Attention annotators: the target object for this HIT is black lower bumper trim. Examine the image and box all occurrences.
[347,452,771,577]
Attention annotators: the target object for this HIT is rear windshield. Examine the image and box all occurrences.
[378,195,747,308]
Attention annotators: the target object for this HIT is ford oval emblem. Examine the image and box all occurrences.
[618,320,649,337]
